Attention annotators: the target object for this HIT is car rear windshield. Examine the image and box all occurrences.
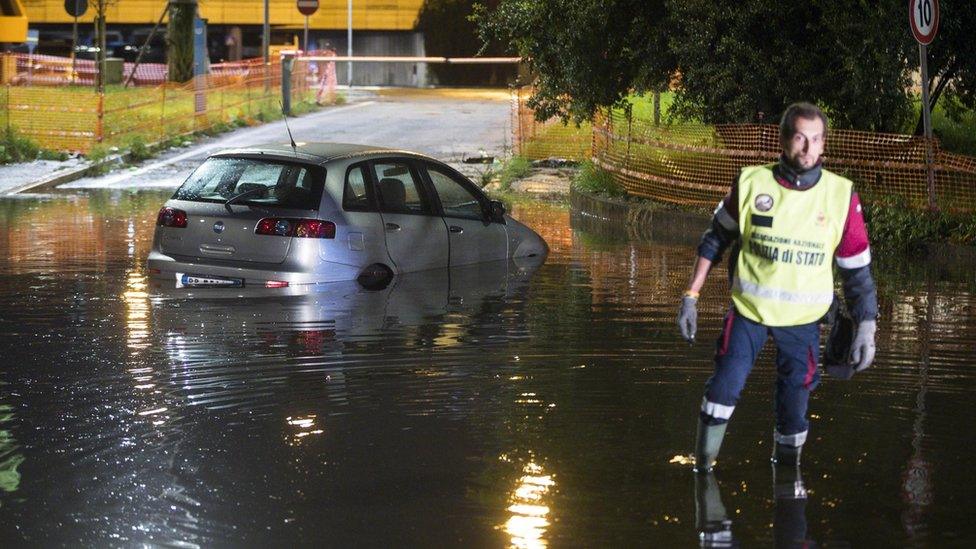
[173,157,326,210]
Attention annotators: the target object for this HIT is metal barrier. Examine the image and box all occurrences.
[514,87,976,212]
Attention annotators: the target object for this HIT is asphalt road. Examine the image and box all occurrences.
[61,91,513,190]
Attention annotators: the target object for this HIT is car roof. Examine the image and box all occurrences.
[210,142,438,166]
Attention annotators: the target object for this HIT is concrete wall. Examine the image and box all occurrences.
[315,30,426,87]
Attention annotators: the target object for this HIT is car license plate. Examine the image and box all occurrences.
[176,272,244,288]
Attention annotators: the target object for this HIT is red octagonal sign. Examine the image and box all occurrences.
[909,0,939,45]
[297,0,319,17]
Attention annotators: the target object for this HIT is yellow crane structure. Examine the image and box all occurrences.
[19,0,423,30]
[1,0,29,43]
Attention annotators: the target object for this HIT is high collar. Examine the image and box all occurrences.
[775,154,823,188]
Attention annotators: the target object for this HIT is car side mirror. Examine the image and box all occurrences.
[489,200,506,223]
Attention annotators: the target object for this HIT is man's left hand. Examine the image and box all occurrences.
[850,319,877,372]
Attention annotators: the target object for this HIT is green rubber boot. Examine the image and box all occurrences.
[772,443,802,467]
[694,421,728,473]
[695,472,734,545]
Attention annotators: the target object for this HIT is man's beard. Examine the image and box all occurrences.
[786,154,819,173]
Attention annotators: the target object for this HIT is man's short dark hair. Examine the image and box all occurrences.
[780,102,828,141]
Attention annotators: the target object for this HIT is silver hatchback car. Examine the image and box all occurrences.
[147,143,548,288]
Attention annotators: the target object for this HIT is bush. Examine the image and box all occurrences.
[863,195,976,250]
[38,149,70,161]
[125,135,153,162]
[572,160,625,198]
[498,156,532,190]
[85,144,119,176]
[0,127,40,164]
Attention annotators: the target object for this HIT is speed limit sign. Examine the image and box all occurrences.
[909,0,939,45]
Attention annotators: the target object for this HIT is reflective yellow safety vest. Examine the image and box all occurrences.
[731,164,852,326]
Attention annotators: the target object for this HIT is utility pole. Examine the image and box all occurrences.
[94,0,107,92]
[347,0,353,86]
[263,0,270,91]
[263,0,270,66]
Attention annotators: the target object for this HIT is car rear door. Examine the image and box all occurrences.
[422,162,507,267]
[368,158,449,274]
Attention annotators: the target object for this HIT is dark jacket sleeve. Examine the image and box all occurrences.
[835,192,879,323]
[697,177,740,262]
[839,265,878,323]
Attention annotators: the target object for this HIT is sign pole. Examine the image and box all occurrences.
[920,44,936,210]
[64,0,88,84]
[71,14,78,83]
[304,16,309,52]
[909,0,939,209]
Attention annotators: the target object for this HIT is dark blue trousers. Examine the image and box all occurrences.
[699,307,821,447]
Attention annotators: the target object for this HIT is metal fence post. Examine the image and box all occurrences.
[159,85,166,142]
[281,53,293,116]
[96,92,104,143]
[625,104,633,166]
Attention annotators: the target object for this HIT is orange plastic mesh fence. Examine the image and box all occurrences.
[1,85,98,152]
[511,87,592,161]
[514,87,976,212]
[2,56,314,154]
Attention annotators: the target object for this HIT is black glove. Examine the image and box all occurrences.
[678,295,698,343]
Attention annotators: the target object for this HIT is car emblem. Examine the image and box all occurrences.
[213,221,225,234]
[755,194,774,212]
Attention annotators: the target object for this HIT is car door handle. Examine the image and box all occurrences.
[449,225,464,234]
[385,223,401,232]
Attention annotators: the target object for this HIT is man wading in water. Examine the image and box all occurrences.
[677,102,879,472]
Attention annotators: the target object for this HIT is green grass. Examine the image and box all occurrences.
[929,97,976,157]
[521,121,592,161]
[497,156,532,191]
[2,81,319,155]
[572,160,625,198]
[625,91,676,123]
[0,127,40,164]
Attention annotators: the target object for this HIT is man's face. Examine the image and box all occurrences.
[782,116,826,171]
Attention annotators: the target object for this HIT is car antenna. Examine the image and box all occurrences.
[279,100,298,155]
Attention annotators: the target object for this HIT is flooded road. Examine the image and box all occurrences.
[1,190,974,546]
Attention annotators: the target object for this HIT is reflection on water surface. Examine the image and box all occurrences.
[0,190,974,546]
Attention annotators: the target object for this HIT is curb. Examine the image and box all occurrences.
[569,187,708,246]
[0,154,124,196]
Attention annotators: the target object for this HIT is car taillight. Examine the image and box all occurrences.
[255,218,336,239]
[156,207,187,228]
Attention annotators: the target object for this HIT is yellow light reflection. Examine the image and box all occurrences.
[502,461,555,548]
[123,271,151,352]
[669,454,695,466]
[286,414,324,445]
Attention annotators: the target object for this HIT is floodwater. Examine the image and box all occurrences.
[0,189,974,547]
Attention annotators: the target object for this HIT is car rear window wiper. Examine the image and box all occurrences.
[224,186,267,208]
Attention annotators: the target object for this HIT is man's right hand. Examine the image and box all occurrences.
[678,295,698,343]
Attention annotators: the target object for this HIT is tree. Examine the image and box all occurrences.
[476,0,976,134]
[474,0,675,124]
[667,0,916,132]
[167,0,196,83]
[912,0,976,135]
